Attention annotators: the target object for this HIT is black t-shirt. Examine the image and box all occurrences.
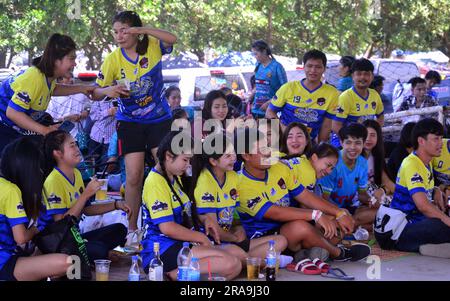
[387,145,410,180]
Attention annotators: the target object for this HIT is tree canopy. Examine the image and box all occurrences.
[0,0,448,69]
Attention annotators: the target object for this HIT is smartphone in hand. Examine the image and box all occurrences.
[58,120,75,133]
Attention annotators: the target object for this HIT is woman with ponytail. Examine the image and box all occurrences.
[190,133,287,266]
[93,11,177,237]
[141,131,242,281]
[0,33,102,154]
[250,40,287,119]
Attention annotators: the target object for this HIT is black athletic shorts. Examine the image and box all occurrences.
[117,119,172,155]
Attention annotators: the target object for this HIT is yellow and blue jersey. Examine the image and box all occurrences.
[317,151,368,208]
[0,178,29,270]
[286,156,317,193]
[96,36,172,124]
[0,67,56,133]
[40,168,87,229]
[432,139,450,187]
[269,79,339,140]
[391,153,434,224]
[236,162,304,239]
[333,87,384,125]
[194,168,239,231]
[141,169,192,269]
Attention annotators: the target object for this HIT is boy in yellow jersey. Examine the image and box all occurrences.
[266,50,339,143]
[331,58,384,147]
[389,119,450,253]
[235,128,369,262]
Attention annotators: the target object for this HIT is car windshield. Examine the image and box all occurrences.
[194,73,245,101]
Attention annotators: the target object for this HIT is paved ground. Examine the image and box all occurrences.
[105,252,450,281]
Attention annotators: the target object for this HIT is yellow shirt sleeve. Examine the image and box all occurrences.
[334,91,351,122]
[143,182,175,224]
[5,185,29,227]
[9,72,40,112]
[326,88,340,117]
[194,173,217,214]
[96,54,118,87]
[44,178,71,216]
[402,160,429,196]
[269,82,289,111]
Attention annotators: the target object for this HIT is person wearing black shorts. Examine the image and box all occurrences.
[93,11,178,236]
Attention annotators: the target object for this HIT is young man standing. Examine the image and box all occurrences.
[331,59,384,147]
[266,49,339,143]
[389,118,450,253]
[318,123,378,230]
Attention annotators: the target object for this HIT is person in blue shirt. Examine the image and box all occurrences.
[318,123,377,230]
[337,56,355,92]
[389,118,450,253]
[251,40,287,119]
[424,70,441,100]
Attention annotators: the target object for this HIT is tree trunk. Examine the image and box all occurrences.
[6,49,16,68]
[267,4,274,45]
[193,49,205,64]
[0,48,6,68]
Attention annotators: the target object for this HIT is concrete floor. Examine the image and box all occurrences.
[107,253,450,281]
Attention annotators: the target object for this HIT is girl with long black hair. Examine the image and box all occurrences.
[141,131,242,281]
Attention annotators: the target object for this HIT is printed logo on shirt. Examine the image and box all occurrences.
[266,72,272,78]
[336,106,344,114]
[277,178,287,190]
[276,196,290,207]
[139,57,149,69]
[294,108,319,123]
[270,188,277,196]
[371,101,377,110]
[74,192,80,200]
[224,193,229,200]
[230,189,238,201]
[17,92,31,104]
[338,178,343,188]
[98,71,104,80]
[272,95,278,101]
[247,196,262,210]
[306,184,315,191]
[410,173,424,184]
[201,192,215,203]
[317,98,326,106]
[151,200,169,213]
[293,96,301,103]
[47,193,62,205]
[16,203,25,213]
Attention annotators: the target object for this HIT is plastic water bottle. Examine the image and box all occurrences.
[148,242,164,281]
[353,226,370,241]
[128,255,141,281]
[177,242,192,281]
[265,240,277,281]
[188,257,200,281]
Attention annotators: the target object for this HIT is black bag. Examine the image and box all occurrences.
[34,215,92,280]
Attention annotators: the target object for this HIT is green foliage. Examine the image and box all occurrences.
[0,0,448,68]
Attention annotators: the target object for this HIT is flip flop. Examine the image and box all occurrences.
[321,268,354,280]
[286,259,321,275]
[312,258,330,273]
